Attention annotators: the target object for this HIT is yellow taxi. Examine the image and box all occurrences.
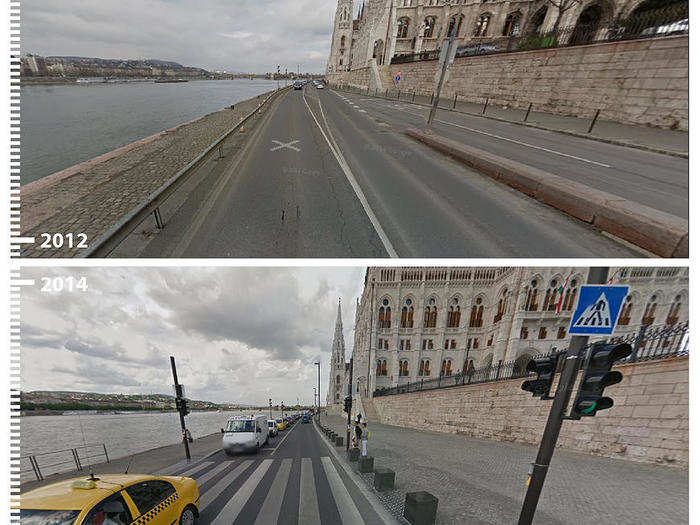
[275,418,286,431]
[19,473,199,524]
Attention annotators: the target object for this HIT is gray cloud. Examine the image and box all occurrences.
[20,267,364,405]
[21,0,345,73]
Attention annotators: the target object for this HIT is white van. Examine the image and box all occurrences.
[222,415,268,455]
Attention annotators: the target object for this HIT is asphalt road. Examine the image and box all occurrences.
[335,89,688,219]
[140,86,642,257]
[158,420,389,524]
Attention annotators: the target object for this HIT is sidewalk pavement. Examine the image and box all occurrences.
[322,415,687,525]
[356,87,687,157]
[20,433,222,493]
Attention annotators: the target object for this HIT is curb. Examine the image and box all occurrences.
[405,128,688,258]
[330,86,688,159]
[313,421,402,525]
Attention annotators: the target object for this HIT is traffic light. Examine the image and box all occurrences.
[176,398,189,416]
[521,355,558,399]
[343,396,352,414]
[570,342,631,418]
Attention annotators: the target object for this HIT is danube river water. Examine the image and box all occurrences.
[20,409,288,478]
[20,78,282,185]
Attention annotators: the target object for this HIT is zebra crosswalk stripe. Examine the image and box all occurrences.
[210,459,273,525]
[321,457,364,524]
[177,461,214,479]
[193,461,232,487]
[199,460,253,511]
[299,458,321,525]
[254,458,292,525]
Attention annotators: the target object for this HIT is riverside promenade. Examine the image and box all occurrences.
[19,88,283,257]
[321,414,688,524]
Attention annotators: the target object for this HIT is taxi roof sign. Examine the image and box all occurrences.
[568,285,629,335]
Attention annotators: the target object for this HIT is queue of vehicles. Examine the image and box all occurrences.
[20,412,315,523]
[293,79,325,90]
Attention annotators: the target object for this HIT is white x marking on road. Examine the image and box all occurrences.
[270,140,301,152]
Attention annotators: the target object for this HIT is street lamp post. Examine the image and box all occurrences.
[315,361,321,423]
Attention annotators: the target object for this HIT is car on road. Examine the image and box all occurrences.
[293,81,303,90]
[222,414,268,455]
[276,418,286,431]
[316,83,324,89]
[455,42,500,57]
[301,415,310,424]
[640,18,688,37]
[19,474,199,525]
[267,419,278,437]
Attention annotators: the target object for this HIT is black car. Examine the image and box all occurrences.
[293,81,303,90]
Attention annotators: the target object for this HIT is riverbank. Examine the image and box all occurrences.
[20,432,223,492]
[20,87,284,257]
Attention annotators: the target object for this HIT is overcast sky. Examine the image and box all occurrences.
[21,0,358,73]
[21,267,366,406]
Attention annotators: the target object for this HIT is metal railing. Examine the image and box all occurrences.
[373,322,688,397]
[80,86,291,257]
[20,443,110,481]
[391,4,687,65]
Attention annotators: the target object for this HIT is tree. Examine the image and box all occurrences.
[545,0,583,32]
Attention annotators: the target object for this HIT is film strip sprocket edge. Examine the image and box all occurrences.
[10,0,21,258]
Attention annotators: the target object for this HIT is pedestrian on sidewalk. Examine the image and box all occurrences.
[361,422,369,457]
[353,421,362,449]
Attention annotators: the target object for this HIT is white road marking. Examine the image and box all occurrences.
[358,96,612,168]
[271,421,298,455]
[299,458,322,525]
[199,460,253,511]
[194,461,233,487]
[210,460,273,524]
[271,139,301,152]
[321,456,364,524]
[253,458,292,525]
[303,91,398,257]
[434,118,612,168]
[177,461,214,479]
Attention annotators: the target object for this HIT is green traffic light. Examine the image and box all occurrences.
[581,401,597,414]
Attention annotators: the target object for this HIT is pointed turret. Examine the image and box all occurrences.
[327,298,347,406]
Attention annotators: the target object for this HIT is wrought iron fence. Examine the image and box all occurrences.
[373,322,688,398]
[391,4,688,65]
[20,443,110,481]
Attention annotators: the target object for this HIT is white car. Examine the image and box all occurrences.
[267,419,278,437]
[316,83,324,89]
[222,415,268,455]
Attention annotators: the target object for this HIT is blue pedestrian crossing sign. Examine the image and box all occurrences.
[568,285,629,335]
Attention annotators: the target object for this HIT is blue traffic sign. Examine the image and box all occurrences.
[568,285,629,335]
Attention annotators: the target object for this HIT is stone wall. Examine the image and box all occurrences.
[370,356,688,467]
[327,35,688,130]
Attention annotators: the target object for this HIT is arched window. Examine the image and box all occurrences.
[474,13,491,37]
[399,360,409,376]
[469,298,483,328]
[424,16,436,37]
[544,279,559,312]
[494,288,507,323]
[525,280,539,311]
[642,295,658,325]
[424,298,437,328]
[336,375,340,384]
[447,297,461,328]
[340,36,346,49]
[382,360,387,376]
[618,295,633,326]
[378,299,391,328]
[441,359,452,376]
[397,17,410,39]
[373,39,385,65]
[401,298,414,328]
[448,15,464,37]
[528,6,547,35]
[502,12,521,36]
[562,279,578,311]
[666,295,682,326]
[376,360,382,375]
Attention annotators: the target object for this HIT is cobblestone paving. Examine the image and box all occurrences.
[19,90,278,257]
[322,415,687,524]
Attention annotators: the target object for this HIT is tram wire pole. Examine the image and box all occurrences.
[170,356,191,461]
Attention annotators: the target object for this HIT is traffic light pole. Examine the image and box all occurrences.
[518,268,608,525]
[170,356,191,461]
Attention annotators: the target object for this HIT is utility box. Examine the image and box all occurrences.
[335,436,343,447]
[404,491,438,525]
[347,448,360,462]
[359,456,374,473]
[374,468,395,491]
